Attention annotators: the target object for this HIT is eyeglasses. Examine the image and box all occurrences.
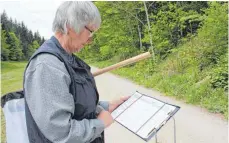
[85,26,94,37]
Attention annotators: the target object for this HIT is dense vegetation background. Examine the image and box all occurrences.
[78,1,228,117]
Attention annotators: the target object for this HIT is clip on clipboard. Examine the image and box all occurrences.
[111,91,180,142]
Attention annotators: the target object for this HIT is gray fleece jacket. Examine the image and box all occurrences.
[24,53,109,143]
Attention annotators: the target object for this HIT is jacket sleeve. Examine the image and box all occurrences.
[24,54,105,143]
[98,101,109,111]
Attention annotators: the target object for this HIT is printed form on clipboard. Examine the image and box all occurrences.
[111,91,180,142]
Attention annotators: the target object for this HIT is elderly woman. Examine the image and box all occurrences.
[24,2,127,143]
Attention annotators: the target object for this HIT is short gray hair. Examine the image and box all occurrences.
[52,1,101,34]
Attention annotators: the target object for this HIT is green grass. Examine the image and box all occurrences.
[90,58,228,119]
[1,61,27,143]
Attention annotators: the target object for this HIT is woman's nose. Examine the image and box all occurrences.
[86,37,93,44]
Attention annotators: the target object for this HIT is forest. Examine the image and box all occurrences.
[1,11,45,61]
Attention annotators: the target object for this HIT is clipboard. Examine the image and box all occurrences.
[111,91,180,142]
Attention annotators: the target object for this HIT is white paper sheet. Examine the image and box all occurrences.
[111,92,142,119]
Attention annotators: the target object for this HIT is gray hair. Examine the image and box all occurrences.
[52,1,101,34]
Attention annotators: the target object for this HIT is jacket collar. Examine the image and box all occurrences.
[50,36,91,71]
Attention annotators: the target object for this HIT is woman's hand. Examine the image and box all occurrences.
[97,110,114,128]
[108,96,130,113]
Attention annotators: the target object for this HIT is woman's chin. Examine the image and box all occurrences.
[76,47,83,52]
[73,45,83,53]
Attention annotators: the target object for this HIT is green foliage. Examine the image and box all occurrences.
[100,45,112,60]
[7,32,23,61]
[1,29,10,61]
[210,67,228,91]
[143,2,204,59]
[197,2,228,67]
[27,40,40,59]
[210,54,228,91]
[1,11,45,61]
[195,2,228,90]
[84,2,141,61]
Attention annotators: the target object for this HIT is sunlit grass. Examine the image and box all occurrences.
[1,61,27,143]
[91,58,228,119]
